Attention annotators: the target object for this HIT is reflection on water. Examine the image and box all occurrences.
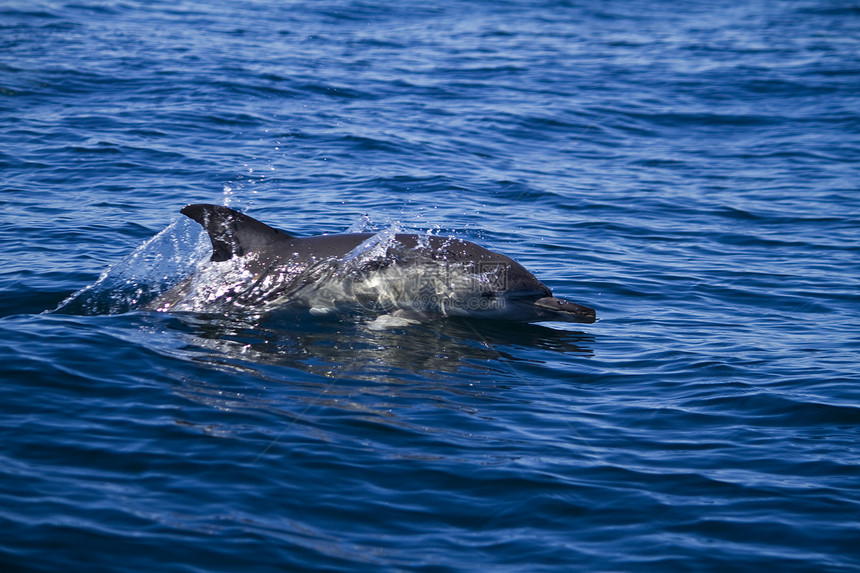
[137,310,595,450]
[148,310,594,383]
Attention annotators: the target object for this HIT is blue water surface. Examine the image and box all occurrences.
[2,1,859,571]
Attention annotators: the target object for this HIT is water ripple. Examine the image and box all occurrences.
[2,0,860,571]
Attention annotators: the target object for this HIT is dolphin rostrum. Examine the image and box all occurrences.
[146,204,596,323]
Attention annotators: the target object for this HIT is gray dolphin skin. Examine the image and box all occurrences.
[146,204,596,324]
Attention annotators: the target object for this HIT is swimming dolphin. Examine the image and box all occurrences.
[146,204,596,323]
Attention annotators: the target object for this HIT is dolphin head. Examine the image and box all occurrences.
[528,296,597,323]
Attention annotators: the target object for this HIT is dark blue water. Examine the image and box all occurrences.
[2,0,859,571]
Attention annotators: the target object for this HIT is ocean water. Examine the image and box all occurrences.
[2,0,860,571]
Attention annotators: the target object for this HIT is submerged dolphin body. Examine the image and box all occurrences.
[146,204,596,323]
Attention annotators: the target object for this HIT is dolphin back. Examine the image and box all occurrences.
[182,204,294,262]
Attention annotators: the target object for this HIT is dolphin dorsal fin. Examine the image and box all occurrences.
[181,204,294,262]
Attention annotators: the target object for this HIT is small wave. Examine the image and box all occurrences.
[53,218,209,315]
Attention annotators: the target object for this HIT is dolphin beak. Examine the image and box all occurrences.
[533,296,597,323]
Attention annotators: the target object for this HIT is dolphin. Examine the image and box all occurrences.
[145,204,596,323]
